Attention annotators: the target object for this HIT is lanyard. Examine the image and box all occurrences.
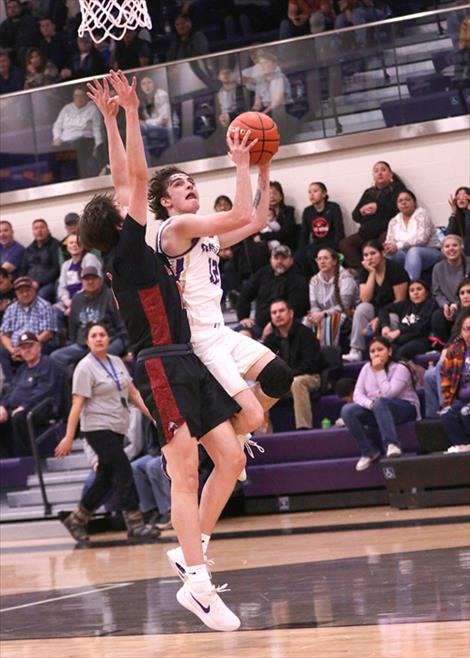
[92,354,122,393]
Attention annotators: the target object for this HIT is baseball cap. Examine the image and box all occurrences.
[14,276,34,290]
[81,265,102,279]
[18,331,39,346]
[272,245,292,258]
[64,212,79,226]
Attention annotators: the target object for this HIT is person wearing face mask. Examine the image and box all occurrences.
[341,336,421,471]
[378,279,435,359]
[339,161,406,268]
[431,235,470,345]
[446,185,470,256]
[383,189,441,280]
[296,181,345,278]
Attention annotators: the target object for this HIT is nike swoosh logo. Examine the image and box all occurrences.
[190,593,210,614]
[175,561,186,575]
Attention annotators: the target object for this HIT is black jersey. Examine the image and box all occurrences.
[106,214,191,354]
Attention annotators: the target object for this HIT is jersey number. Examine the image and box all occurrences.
[208,257,220,284]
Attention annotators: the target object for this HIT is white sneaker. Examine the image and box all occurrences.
[343,349,362,362]
[356,452,380,471]
[176,583,241,631]
[167,546,214,582]
[446,444,470,453]
[386,444,402,457]
[237,433,265,482]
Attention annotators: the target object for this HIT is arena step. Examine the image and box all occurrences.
[46,452,88,471]
[7,484,83,507]
[27,469,90,488]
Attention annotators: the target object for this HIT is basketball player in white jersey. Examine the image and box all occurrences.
[151,158,293,468]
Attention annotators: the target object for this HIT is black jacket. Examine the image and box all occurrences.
[20,235,60,286]
[352,180,406,240]
[378,296,435,345]
[447,209,470,257]
[263,320,323,377]
[259,205,298,251]
[298,201,345,249]
[237,263,309,328]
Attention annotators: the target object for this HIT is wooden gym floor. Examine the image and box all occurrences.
[1,505,469,658]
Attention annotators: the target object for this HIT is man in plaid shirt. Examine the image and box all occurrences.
[0,276,57,381]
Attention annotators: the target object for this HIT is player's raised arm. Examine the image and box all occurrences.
[87,76,130,209]
[108,70,148,226]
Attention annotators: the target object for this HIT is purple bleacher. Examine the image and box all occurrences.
[0,457,35,489]
[406,73,448,96]
[381,90,464,127]
[431,49,454,74]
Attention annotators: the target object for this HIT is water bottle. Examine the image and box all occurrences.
[321,418,332,430]
[366,326,373,338]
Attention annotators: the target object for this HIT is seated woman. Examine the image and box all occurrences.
[296,181,345,278]
[304,248,358,347]
[378,279,435,360]
[341,336,421,471]
[343,240,409,362]
[439,309,470,452]
[137,75,171,164]
[24,47,58,89]
[424,279,470,418]
[339,161,406,267]
[258,181,297,251]
[446,185,470,257]
[431,235,470,345]
[384,190,441,280]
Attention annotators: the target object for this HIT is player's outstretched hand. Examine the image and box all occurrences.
[107,69,138,112]
[86,77,119,120]
[226,126,257,167]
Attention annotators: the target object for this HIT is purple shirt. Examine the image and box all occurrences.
[353,361,421,419]
[458,346,470,402]
[0,241,25,276]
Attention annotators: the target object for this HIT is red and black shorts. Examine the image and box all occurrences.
[135,344,240,448]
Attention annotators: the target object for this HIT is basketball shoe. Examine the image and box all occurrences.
[167,546,214,582]
[176,582,240,631]
[237,433,265,481]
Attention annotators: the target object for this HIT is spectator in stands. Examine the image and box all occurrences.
[296,181,345,277]
[304,247,357,347]
[378,279,435,359]
[19,218,60,302]
[339,161,406,267]
[0,220,25,278]
[258,181,297,251]
[37,16,70,77]
[383,189,441,280]
[55,322,159,543]
[439,309,470,452]
[50,264,127,370]
[58,211,79,264]
[453,14,470,86]
[251,51,293,131]
[216,66,245,128]
[52,86,104,179]
[24,45,58,88]
[0,47,24,93]
[334,377,355,426]
[230,233,270,300]
[0,331,62,457]
[431,234,470,345]
[343,240,409,361]
[113,29,152,70]
[30,1,67,30]
[0,268,16,322]
[137,75,170,164]
[55,233,101,320]
[236,244,309,339]
[279,1,335,40]
[447,186,470,257]
[166,14,209,61]
[424,278,470,418]
[0,276,57,381]
[0,0,39,66]
[335,0,391,48]
[263,298,323,430]
[69,34,106,79]
[341,336,421,471]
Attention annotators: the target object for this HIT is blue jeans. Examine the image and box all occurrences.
[341,397,417,456]
[423,359,443,418]
[390,247,442,280]
[439,400,470,443]
[131,454,171,514]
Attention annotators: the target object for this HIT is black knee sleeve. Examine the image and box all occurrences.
[257,356,293,398]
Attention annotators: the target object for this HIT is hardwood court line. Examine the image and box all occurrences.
[0,582,133,613]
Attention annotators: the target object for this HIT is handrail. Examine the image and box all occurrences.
[26,397,54,517]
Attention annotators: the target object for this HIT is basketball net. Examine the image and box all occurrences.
[78,0,152,43]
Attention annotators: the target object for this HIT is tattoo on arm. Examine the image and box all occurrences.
[253,188,261,210]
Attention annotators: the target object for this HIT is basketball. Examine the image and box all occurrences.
[227,112,280,165]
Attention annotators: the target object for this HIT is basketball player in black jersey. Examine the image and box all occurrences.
[75,71,262,632]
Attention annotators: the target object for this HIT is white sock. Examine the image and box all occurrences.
[186,563,211,593]
[201,533,211,556]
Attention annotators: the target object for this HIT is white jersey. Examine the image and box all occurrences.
[157,218,224,327]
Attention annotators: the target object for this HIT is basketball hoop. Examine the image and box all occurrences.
[78,0,152,44]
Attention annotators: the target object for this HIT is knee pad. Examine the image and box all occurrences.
[257,356,293,398]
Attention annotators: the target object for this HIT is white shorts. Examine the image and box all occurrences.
[190,323,272,397]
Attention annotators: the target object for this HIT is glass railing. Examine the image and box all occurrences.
[0,4,468,193]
